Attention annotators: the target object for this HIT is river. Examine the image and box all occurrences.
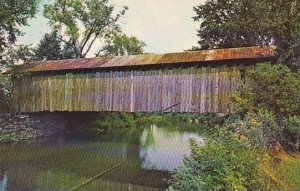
[0,123,204,191]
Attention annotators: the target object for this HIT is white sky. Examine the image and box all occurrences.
[18,0,204,57]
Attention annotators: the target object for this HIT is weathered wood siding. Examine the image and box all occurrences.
[13,65,250,113]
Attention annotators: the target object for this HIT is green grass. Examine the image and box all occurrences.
[259,152,300,191]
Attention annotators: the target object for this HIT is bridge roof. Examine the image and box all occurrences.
[28,46,275,72]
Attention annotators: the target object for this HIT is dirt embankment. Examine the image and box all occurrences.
[0,114,40,142]
[0,113,68,142]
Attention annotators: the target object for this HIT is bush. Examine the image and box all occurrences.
[170,140,261,191]
[211,110,281,149]
[170,113,300,191]
[212,111,300,152]
[91,112,139,130]
[233,63,300,117]
[90,112,161,131]
[231,63,300,151]
[281,115,300,151]
[0,74,10,113]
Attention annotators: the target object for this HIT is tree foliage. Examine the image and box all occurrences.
[0,73,10,112]
[61,43,77,59]
[0,0,37,112]
[2,45,35,70]
[44,0,128,58]
[171,140,261,191]
[193,0,300,70]
[34,31,63,61]
[233,63,300,117]
[0,0,38,70]
[98,33,146,56]
[0,0,38,54]
[0,45,35,113]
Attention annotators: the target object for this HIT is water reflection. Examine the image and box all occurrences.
[140,124,204,171]
[0,123,204,190]
[0,172,8,191]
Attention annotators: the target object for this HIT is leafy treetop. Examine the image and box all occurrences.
[97,33,146,56]
[193,0,300,70]
[34,31,63,61]
[0,0,37,53]
[0,0,38,69]
[44,0,128,58]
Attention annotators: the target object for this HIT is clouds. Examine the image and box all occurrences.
[18,0,203,56]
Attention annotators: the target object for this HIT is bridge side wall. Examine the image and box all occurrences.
[12,65,251,113]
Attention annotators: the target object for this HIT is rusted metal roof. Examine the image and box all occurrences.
[28,46,275,72]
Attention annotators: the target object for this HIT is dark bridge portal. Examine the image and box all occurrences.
[12,47,274,113]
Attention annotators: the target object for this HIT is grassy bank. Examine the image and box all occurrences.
[169,112,300,191]
[86,112,213,134]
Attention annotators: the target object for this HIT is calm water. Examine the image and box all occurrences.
[0,124,204,191]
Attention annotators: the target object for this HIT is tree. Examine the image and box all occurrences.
[0,73,10,112]
[193,0,300,70]
[0,0,38,54]
[0,0,37,112]
[62,43,77,59]
[34,31,63,61]
[233,63,300,117]
[2,45,35,71]
[0,45,35,113]
[97,33,146,56]
[44,0,128,58]
[0,0,38,70]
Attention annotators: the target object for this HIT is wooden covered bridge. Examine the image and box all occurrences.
[12,46,274,113]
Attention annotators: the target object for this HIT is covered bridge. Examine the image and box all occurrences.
[12,46,274,113]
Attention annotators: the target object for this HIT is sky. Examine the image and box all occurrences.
[18,0,204,57]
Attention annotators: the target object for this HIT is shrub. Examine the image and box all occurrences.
[212,111,300,152]
[233,63,300,117]
[211,110,281,149]
[170,140,261,191]
[0,74,10,113]
[170,113,300,191]
[281,115,300,151]
[91,112,138,130]
[90,112,161,131]
[231,63,300,151]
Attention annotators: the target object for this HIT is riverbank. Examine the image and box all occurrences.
[0,114,40,142]
[0,113,68,142]
[169,112,300,191]
[88,112,217,135]
[0,111,216,143]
